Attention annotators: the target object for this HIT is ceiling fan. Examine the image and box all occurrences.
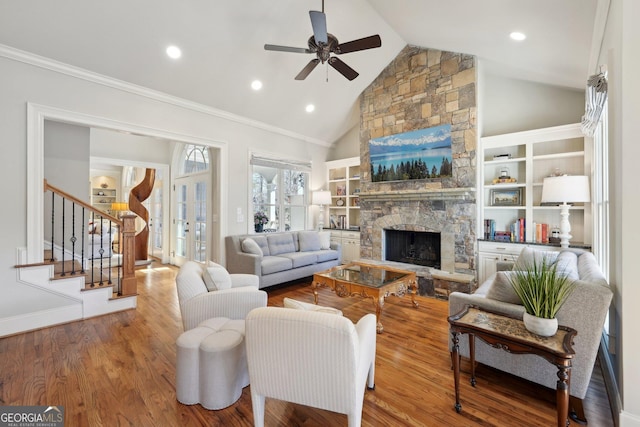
[264,0,382,81]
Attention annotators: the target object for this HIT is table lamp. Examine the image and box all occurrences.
[312,190,331,230]
[540,175,590,248]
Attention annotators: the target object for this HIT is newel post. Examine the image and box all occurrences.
[120,214,137,296]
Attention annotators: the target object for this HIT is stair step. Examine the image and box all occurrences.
[53,259,83,274]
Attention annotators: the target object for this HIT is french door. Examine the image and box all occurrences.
[148,184,163,259]
[174,175,208,266]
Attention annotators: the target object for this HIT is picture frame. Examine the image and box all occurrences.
[336,185,346,196]
[490,188,523,206]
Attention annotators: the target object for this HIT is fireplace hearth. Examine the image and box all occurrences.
[384,229,441,269]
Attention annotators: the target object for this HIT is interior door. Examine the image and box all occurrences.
[174,176,208,266]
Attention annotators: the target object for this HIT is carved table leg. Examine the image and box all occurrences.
[311,281,319,305]
[556,363,571,427]
[409,279,419,308]
[375,295,385,333]
[451,331,462,413]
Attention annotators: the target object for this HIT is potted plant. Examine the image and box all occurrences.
[508,257,576,336]
[254,211,269,233]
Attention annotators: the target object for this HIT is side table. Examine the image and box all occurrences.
[448,306,577,427]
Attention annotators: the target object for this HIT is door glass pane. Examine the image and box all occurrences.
[194,181,207,262]
[175,184,187,257]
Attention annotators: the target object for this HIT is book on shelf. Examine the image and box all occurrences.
[484,219,496,240]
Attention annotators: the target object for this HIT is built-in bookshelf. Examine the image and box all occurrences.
[325,157,361,230]
[478,123,592,281]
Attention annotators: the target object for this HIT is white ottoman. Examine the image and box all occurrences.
[176,317,248,410]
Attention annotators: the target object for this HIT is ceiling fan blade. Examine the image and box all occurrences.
[336,35,382,54]
[295,59,321,80]
[309,11,328,45]
[328,57,359,81]
[264,44,313,54]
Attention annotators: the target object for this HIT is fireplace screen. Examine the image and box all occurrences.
[384,229,441,269]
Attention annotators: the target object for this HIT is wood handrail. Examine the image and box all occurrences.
[44,179,122,225]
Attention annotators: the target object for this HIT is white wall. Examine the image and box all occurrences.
[90,128,172,165]
[0,52,330,334]
[604,0,640,424]
[480,72,585,136]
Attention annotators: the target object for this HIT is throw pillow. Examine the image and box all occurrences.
[555,251,580,281]
[202,266,232,291]
[298,231,321,252]
[513,247,559,271]
[241,238,263,256]
[318,231,331,250]
[485,271,522,305]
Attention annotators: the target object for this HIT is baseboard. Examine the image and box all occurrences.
[0,304,83,337]
[599,335,622,427]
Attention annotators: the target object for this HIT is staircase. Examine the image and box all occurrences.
[7,180,139,336]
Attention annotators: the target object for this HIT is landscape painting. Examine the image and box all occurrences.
[369,124,453,182]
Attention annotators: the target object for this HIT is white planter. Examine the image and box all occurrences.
[523,312,558,337]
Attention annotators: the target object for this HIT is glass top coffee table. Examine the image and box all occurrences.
[312,262,418,333]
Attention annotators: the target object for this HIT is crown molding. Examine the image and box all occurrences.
[0,43,331,147]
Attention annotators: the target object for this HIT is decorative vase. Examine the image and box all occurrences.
[523,312,558,337]
[255,224,263,233]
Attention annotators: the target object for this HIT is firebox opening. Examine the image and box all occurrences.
[384,229,441,269]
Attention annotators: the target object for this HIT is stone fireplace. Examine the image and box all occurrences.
[355,45,478,295]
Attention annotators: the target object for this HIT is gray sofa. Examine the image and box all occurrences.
[449,247,612,421]
[225,231,341,289]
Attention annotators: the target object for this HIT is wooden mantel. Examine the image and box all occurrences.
[358,187,476,202]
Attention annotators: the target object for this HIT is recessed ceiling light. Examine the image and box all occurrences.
[509,32,526,41]
[166,45,182,59]
[251,80,263,91]
[305,104,315,113]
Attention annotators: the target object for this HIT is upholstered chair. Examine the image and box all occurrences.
[245,307,377,427]
[175,261,267,331]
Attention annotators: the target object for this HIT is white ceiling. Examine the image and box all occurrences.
[0,0,599,144]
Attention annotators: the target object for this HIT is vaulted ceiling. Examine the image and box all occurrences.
[0,0,599,145]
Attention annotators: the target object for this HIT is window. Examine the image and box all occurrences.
[251,154,310,233]
[592,104,609,279]
[180,144,209,175]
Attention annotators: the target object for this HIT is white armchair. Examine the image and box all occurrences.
[245,307,377,427]
[175,261,267,331]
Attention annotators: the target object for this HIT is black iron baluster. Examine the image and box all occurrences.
[80,207,86,274]
[99,214,104,286]
[90,211,95,287]
[70,202,77,275]
[60,197,66,277]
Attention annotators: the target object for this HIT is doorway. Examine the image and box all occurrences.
[174,176,208,266]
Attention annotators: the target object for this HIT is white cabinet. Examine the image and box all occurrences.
[477,240,565,284]
[479,123,592,245]
[331,230,360,264]
[325,157,360,230]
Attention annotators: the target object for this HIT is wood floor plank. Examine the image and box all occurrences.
[0,262,615,426]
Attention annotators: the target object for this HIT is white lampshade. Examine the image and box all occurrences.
[312,190,332,206]
[541,175,591,204]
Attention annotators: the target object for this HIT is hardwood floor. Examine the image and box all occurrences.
[0,262,615,426]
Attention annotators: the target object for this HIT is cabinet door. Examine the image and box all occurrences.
[342,239,360,264]
[478,252,501,284]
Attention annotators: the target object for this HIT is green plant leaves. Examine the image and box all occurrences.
[507,256,576,319]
